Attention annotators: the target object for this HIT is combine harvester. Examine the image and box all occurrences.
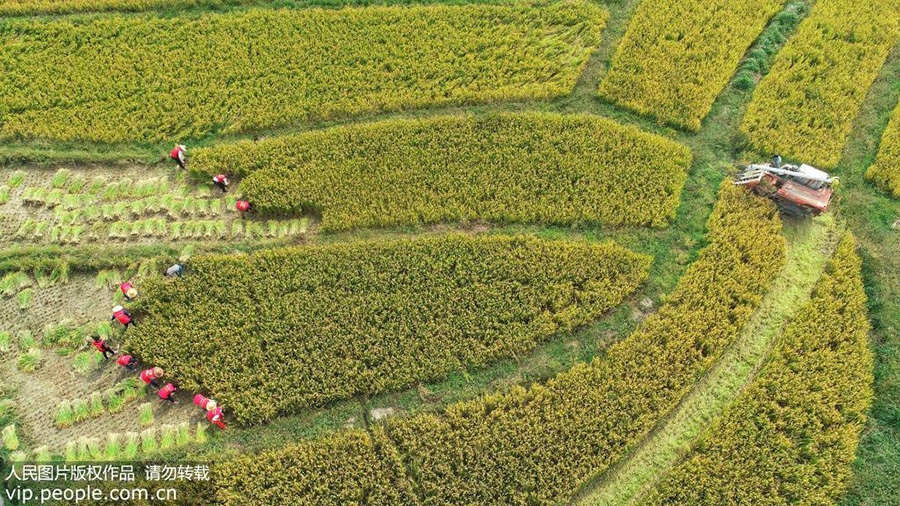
[733,156,837,216]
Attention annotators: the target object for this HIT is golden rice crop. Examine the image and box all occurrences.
[740,0,900,168]
[0,1,605,143]
[866,103,900,198]
[214,183,785,505]
[0,0,200,15]
[642,234,872,505]
[598,0,784,131]
[128,234,650,424]
[194,113,692,230]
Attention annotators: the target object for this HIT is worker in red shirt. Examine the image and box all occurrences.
[140,367,164,388]
[117,354,137,370]
[206,406,226,430]
[157,383,177,403]
[90,335,115,360]
[111,305,137,330]
[212,174,229,193]
[120,282,138,302]
[170,144,186,169]
[235,199,253,214]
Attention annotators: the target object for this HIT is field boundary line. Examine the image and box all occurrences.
[573,214,838,506]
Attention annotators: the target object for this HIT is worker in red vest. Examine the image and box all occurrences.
[90,335,115,360]
[193,394,216,410]
[120,282,138,302]
[206,406,226,430]
[111,305,136,330]
[235,199,253,214]
[212,174,230,193]
[140,367,164,388]
[157,383,177,403]
[117,354,137,370]
[170,144,186,169]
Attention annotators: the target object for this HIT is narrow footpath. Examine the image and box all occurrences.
[574,214,838,506]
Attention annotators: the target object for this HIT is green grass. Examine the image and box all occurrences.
[576,214,837,506]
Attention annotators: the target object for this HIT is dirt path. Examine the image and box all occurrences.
[573,214,838,506]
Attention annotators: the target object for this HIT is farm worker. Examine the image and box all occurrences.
[193,394,217,411]
[117,354,137,370]
[164,263,184,278]
[90,335,116,360]
[141,367,164,388]
[206,406,226,430]
[170,144,187,169]
[773,154,782,169]
[111,305,137,330]
[120,282,139,302]
[235,199,253,214]
[212,174,230,193]
[157,383,177,403]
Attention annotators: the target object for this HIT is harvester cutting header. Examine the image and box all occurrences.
[734,155,837,216]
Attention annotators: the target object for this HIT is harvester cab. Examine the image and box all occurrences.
[733,156,837,217]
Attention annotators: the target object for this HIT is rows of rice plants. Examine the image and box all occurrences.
[0,1,606,142]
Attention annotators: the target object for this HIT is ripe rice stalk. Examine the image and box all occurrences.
[17,348,41,372]
[33,221,49,239]
[9,451,27,462]
[113,201,129,218]
[130,198,148,216]
[34,446,52,463]
[45,188,63,208]
[106,388,125,413]
[0,331,10,353]
[181,196,196,216]
[68,174,87,193]
[124,432,139,459]
[65,441,77,463]
[230,220,243,238]
[87,437,102,460]
[2,423,19,450]
[141,427,158,454]
[73,398,90,423]
[62,193,80,210]
[15,219,36,239]
[56,400,75,428]
[169,221,183,239]
[121,377,140,402]
[144,195,161,213]
[8,170,26,188]
[52,261,70,284]
[89,391,105,417]
[117,177,134,198]
[88,176,107,194]
[160,424,176,451]
[51,169,72,188]
[195,422,208,444]
[176,422,191,447]
[72,351,101,374]
[105,433,121,461]
[17,329,35,349]
[195,199,209,216]
[139,402,154,427]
